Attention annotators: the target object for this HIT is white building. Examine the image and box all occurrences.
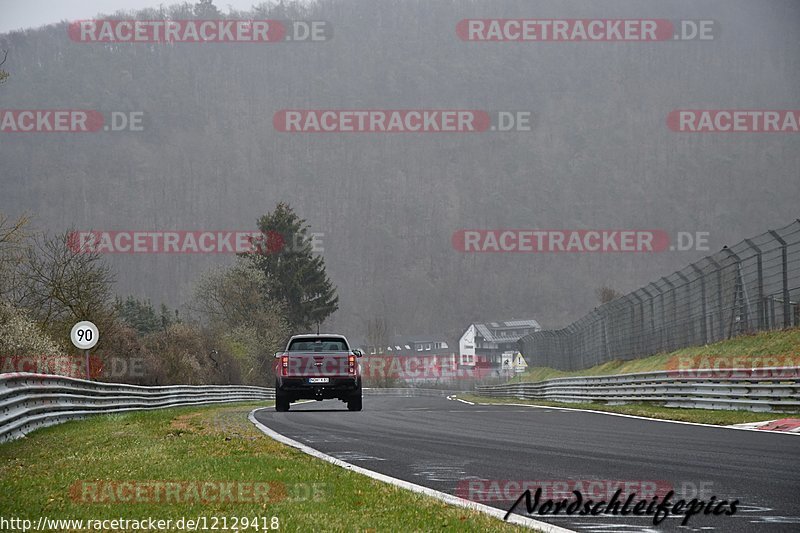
[458,319,541,368]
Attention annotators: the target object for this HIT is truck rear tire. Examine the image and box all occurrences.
[275,393,290,412]
[347,395,362,411]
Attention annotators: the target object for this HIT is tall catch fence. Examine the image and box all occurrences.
[520,220,800,371]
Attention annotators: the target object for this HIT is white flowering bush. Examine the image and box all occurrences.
[0,301,64,360]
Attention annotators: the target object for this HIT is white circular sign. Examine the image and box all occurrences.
[71,321,99,350]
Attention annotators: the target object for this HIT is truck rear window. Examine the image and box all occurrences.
[288,338,348,352]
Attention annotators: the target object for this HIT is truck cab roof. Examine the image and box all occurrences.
[286,334,351,352]
[289,333,348,339]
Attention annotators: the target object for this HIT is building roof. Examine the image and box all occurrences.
[470,319,541,343]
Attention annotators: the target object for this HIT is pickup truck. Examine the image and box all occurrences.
[273,334,363,412]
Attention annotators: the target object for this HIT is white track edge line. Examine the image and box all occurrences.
[446,394,475,405]
[248,408,575,533]
[457,397,800,436]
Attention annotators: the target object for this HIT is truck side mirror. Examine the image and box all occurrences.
[274,352,282,358]
[352,349,363,358]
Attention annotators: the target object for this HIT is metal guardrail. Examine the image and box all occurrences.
[475,367,800,412]
[0,373,274,443]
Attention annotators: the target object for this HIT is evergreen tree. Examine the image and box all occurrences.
[241,203,338,331]
[193,0,221,18]
[114,296,161,335]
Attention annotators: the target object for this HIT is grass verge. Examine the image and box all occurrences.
[0,402,528,532]
[457,394,800,426]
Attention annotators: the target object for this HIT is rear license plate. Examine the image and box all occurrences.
[308,377,330,384]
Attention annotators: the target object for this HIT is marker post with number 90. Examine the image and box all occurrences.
[70,321,99,379]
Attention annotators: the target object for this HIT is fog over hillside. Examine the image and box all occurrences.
[1,0,798,342]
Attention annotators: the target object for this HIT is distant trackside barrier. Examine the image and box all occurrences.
[0,373,273,443]
[475,367,800,412]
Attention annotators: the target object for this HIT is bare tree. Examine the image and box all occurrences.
[18,230,115,327]
[0,212,27,245]
[365,316,388,353]
[595,286,624,305]
[0,212,31,302]
[190,262,268,327]
[190,261,289,384]
[0,50,9,84]
[363,316,400,387]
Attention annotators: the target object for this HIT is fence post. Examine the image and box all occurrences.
[643,284,659,353]
[557,329,570,371]
[662,277,676,351]
[598,307,612,364]
[689,264,708,344]
[631,292,645,356]
[656,281,667,352]
[707,257,725,340]
[768,229,790,328]
[676,272,692,346]
[721,247,746,335]
[743,238,765,330]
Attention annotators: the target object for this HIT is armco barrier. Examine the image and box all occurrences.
[0,373,274,443]
[475,367,800,412]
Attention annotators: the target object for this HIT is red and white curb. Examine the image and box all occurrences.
[728,418,800,433]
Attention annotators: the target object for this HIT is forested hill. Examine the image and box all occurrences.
[1,0,798,341]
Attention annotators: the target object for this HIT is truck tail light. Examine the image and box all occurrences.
[348,354,356,374]
[281,355,289,376]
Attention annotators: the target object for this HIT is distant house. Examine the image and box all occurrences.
[458,319,541,368]
[353,336,458,383]
[358,336,457,367]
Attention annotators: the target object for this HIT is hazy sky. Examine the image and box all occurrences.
[0,0,261,33]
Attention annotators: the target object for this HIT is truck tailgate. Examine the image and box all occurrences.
[282,351,354,377]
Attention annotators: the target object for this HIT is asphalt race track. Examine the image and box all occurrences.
[253,395,799,533]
